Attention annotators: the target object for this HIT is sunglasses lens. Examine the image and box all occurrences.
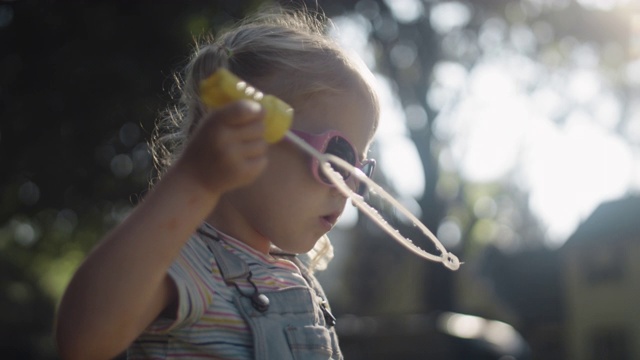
[318,136,356,183]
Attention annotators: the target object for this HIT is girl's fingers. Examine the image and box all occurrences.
[240,138,269,159]
[239,154,268,176]
[236,119,267,142]
[179,99,275,192]
[206,99,264,127]
[200,100,267,142]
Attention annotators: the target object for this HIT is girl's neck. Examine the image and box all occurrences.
[205,203,272,255]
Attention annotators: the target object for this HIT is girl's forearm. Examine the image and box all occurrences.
[55,164,220,360]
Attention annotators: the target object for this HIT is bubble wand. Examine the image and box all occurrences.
[200,68,461,270]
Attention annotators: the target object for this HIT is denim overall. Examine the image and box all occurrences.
[206,234,343,360]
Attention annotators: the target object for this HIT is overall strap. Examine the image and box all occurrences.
[197,225,270,312]
[289,256,337,327]
[197,227,250,282]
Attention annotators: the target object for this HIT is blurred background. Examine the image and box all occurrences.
[2,0,640,359]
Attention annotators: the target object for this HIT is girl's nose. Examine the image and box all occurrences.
[345,176,364,197]
[329,182,348,199]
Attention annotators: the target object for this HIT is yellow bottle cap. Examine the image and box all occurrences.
[199,68,293,143]
[261,95,293,143]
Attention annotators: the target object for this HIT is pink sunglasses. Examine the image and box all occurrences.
[290,129,376,196]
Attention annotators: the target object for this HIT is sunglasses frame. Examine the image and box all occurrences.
[290,129,376,195]
[284,130,461,270]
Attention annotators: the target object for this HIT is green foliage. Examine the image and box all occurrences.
[0,1,260,358]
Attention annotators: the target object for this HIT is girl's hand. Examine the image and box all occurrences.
[55,102,268,360]
[176,100,268,194]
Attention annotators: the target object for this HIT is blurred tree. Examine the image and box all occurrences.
[323,0,635,305]
[0,1,262,358]
[311,4,637,360]
[322,2,637,360]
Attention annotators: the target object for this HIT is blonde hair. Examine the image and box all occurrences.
[150,6,379,271]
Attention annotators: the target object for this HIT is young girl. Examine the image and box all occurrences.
[55,6,379,360]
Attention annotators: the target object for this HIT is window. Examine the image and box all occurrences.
[591,328,629,360]
[583,242,625,284]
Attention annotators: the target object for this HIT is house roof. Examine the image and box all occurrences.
[563,195,640,248]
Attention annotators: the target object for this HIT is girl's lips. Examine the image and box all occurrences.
[320,212,340,230]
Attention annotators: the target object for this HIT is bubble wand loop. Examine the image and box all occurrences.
[200,68,461,270]
[285,131,461,270]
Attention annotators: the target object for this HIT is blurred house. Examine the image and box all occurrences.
[562,195,640,360]
[468,195,640,360]
[335,195,640,360]
[464,242,564,360]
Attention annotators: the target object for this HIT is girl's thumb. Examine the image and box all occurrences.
[220,100,264,125]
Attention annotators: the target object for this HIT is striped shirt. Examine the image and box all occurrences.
[128,225,311,359]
